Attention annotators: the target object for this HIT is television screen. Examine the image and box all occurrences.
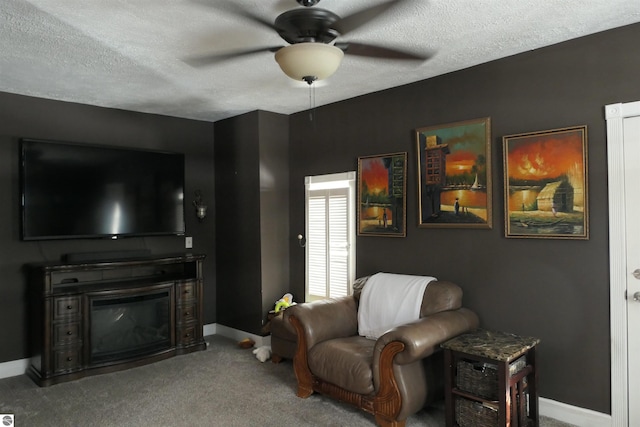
[21,139,185,240]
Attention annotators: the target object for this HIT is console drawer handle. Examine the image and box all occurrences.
[67,305,73,310]
[185,311,190,316]
[66,357,73,362]
[67,331,73,335]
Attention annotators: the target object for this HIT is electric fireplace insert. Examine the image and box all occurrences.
[90,289,172,365]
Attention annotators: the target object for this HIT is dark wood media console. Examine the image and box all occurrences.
[27,253,206,386]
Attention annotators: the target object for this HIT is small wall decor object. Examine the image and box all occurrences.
[503,125,589,239]
[415,117,492,228]
[193,190,207,221]
[357,152,407,237]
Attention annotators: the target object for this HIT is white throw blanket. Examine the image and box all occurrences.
[358,272,436,340]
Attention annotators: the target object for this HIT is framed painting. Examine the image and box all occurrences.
[415,117,492,228]
[503,125,589,239]
[357,152,407,237]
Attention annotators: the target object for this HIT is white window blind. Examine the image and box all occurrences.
[305,172,355,301]
[307,194,328,297]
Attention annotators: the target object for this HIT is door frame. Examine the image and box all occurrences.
[606,100,640,427]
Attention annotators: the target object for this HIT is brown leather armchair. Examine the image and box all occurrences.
[270,311,297,362]
[287,279,479,427]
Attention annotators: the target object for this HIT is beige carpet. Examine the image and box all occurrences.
[0,335,574,426]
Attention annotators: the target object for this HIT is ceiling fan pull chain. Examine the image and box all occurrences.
[313,83,317,121]
[308,83,314,121]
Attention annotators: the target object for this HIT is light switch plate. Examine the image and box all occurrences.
[185,236,193,249]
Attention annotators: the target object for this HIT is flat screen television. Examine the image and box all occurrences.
[20,139,185,240]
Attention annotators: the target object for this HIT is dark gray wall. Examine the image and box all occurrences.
[214,111,290,335]
[0,92,216,363]
[215,112,263,333]
[289,23,640,414]
[258,112,291,319]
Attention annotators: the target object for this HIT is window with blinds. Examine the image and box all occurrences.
[305,172,355,301]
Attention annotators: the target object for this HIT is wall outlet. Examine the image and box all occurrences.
[185,236,193,249]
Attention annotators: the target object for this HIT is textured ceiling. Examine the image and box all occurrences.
[2,0,639,122]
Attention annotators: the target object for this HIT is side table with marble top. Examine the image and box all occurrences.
[441,329,540,427]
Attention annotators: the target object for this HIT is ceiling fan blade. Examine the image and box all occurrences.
[233,10,279,33]
[192,1,277,33]
[273,0,295,10]
[333,0,408,35]
[336,42,431,61]
[184,46,283,67]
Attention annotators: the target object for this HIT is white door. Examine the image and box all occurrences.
[606,101,640,427]
[623,114,640,426]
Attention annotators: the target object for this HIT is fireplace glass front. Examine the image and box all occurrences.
[90,290,171,364]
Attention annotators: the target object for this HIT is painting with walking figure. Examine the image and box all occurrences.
[415,117,492,228]
[503,125,589,239]
[357,152,407,237]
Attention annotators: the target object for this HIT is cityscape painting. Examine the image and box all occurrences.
[357,152,407,237]
[415,117,492,228]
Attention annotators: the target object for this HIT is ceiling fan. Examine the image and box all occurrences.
[187,0,430,85]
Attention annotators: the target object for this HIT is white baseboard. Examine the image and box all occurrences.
[0,358,29,380]
[203,322,216,337]
[540,397,611,427]
[210,323,271,347]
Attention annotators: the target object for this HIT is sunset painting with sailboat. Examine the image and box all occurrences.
[415,117,492,228]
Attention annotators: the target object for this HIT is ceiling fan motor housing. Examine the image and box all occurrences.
[275,9,340,44]
[297,0,321,6]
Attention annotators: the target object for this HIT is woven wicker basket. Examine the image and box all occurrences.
[456,355,526,400]
[455,398,498,427]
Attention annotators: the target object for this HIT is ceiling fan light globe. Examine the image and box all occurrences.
[275,43,343,82]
